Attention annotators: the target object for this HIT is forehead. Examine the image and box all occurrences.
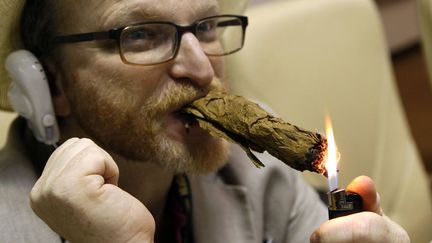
[58,0,220,32]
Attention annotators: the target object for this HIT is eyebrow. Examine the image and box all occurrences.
[101,9,160,30]
[194,3,220,20]
[100,2,220,30]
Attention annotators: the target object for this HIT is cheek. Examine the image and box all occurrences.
[61,44,169,99]
[73,57,167,103]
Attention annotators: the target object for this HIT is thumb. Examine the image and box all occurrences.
[346,175,383,215]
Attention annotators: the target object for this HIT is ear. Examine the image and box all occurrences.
[43,59,72,117]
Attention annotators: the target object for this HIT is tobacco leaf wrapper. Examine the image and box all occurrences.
[181,90,327,173]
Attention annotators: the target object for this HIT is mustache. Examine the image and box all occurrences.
[139,79,226,117]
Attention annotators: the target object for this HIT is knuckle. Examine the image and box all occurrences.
[65,137,79,143]
[69,144,104,166]
[29,179,63,213]
[351,213,386,242]
[30,180,71,219]
[29,178,49,204]
[36,177,70,202]
[56,137,79,152]
[79,138,96,146]
[84,146,106,161]
[48,183,68,199]
[29,184,42,208]
[62,138,94,153]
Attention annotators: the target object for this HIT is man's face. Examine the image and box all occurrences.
[54,0,229,173]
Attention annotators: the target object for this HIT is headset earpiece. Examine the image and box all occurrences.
[5,49,59,145]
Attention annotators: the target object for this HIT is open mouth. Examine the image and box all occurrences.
[172,110,199,133]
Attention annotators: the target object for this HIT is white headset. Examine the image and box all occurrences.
[5,49,59,145]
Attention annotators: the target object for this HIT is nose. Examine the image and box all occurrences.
[169,33,215,88]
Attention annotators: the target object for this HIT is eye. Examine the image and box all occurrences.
[121,27,162,52]
[121,24,176,53]
[197,20,217,33]
[196,20,218,43]
[125,28,157,41]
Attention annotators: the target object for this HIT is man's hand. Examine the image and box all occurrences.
[310,176,410,243]
[30,138,155,243]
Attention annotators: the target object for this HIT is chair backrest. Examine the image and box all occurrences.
[417,0,432,89]
[225,0,432,241]
[0,110,16,148]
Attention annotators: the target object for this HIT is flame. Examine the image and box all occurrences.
[325,115,339,191]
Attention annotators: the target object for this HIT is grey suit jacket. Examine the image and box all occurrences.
[0,119,327,242]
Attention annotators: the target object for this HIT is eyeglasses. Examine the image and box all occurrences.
[53,15,248,66]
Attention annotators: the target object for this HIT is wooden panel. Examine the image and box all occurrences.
[392,45,432,186]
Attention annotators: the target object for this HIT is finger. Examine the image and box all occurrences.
[97,149,119,185]
[63,143,119,186]
[346,175,383,215]
[310,212,388,243]
[42,137,80,174]
[30,139,79,201]
[42,138,95,188]
[30,138,80,210]
[44,138,95,181]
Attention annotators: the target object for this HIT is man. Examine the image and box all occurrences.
[0,0,410,242]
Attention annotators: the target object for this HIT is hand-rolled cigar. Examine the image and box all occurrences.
[181,90,327,174]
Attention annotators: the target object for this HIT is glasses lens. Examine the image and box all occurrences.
[120,23,177,65]
[196,16,244,56]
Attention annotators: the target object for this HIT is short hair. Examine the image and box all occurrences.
[20,0,58,58]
